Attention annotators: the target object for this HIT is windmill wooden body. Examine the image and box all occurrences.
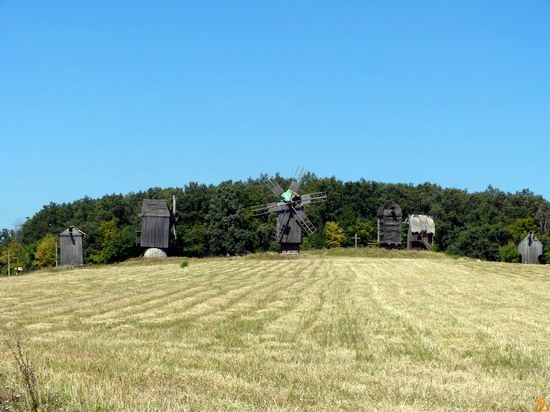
[252,174,326,254]
[59,226,85,266]
[518,232,543,264]
[138,196,178,251]
[377,200,402,248]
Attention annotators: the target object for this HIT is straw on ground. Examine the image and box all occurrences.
[1,252,549,411]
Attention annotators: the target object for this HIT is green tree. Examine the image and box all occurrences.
[324,221,346,248]
[89,218,135,264]
[0,240,23,274]
[347,217,376,246]
[499,243,521,263]
[206,183,255,256]
[177,223,208,257]
[506,217,538,244]
[33,233,57,267]
[447,224,508,261]
[89,219,118,264]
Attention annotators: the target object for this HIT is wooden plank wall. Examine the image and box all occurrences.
[140,216,170,248]
[518,238,543,264]
[60,234,84,266]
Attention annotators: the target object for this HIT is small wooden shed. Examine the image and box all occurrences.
[407,214,435,250]
[139,199,170,249]
[518,232,543,264]
[60,226,85,266]
[377,200,402,247]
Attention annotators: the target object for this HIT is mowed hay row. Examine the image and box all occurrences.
[1,257,550,411]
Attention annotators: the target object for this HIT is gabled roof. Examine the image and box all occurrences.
[408,214,435,234]
[59,226,85,237]
[519,232,543,246]
[140,199,170,218]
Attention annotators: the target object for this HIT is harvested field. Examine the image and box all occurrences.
[1,252,549,411]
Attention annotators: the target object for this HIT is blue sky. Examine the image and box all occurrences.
[1,1,549,229]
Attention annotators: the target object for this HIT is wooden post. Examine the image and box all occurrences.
[7,248,10,276]
[354,233,361,248]
[55,240,58,267]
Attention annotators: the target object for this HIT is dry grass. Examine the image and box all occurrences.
[1,252,550,411]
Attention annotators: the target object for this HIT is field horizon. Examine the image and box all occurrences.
[1,249,549,411]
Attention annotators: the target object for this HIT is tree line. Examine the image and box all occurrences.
[1,173,550,272]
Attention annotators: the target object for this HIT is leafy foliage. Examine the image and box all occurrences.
[2,176,549,265]
[206,183,255,256]
[89,219,136,264]
[347,217,376,246]
[324,221,346,248]
[499,243,521,263]
[33,234,57,268]
[447,224,508,261]
[0,240,23,274]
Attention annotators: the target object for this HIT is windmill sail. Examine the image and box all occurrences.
[289,180,300,193]
[292,207,317,235]
[261,175,285,197]
[300,192,327,205]
[251,202,287,216]
[171,195,178,239]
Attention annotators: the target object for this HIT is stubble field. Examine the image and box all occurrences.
[1,251,550,411]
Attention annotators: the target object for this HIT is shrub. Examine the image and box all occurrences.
[324,221,345,249]
[499,243,520,263]
[180,260,189,268]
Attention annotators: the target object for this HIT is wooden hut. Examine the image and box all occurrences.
[377,200,402,247]
[518,232,543,264]
[407,214,435,250]
[59,226,85,266]
[139,199,170,249]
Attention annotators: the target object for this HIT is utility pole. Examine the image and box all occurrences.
[354,233,361,248]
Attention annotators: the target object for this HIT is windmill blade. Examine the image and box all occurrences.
[251,202,286,216]
[251,203,270,215]
[171,195,178,239]
[291,206,316,235]
[289,180,300,193]
[267,202,290,214]
[300,192,327,205]
[261,175,285,197]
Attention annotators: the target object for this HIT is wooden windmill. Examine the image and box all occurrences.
[252,173,326,254]
[138,195,178,251]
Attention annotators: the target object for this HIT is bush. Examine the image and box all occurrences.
[499,243,520,263]
[324,221,345,249]
[180,260,189,268]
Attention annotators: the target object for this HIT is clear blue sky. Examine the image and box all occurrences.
[1,1,549,229]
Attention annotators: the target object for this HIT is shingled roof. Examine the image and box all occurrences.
[140,199,170,218]
[377,200,402,217]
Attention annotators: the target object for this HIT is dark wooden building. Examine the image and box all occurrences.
[276,206,307,254]
[139,199,170,249]
[60,226,85,266]
[407,214,435,250]
[518,232,543,264]
[377,200,402,247]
